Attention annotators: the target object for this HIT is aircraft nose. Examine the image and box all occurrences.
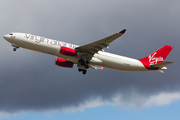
[3,34,9,39]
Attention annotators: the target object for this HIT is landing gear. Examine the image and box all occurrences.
[78,68,82,72]
[77,59,89,75]
[12,45,19,51]
[13,48,17,51]
[85,64,89,69]
[78,68,87,75]
[82,70,87,75]
[79,59,89,69]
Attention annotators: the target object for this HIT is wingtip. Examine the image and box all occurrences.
[119,29,126,34]
[164,45,174,49]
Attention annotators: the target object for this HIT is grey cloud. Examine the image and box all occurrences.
[0,0,180,113]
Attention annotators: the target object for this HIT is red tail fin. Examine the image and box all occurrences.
[138,45,173,68]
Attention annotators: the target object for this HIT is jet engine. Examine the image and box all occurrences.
[55,58,74,68]
[60,46,77,56]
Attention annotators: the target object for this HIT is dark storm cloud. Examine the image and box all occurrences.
[0,0,180,113]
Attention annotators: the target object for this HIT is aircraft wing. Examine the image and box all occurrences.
[75,29,126,60]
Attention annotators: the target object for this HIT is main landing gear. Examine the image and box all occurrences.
[78,59,89,69]
[77,59,89,75]
[78,68,87,75]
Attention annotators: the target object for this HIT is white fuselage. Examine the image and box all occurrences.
[3,33,147,72]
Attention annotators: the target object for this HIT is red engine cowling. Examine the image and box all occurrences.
[60,46,77,56]
[55,58,74,68]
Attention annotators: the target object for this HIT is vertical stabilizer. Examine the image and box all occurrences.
[138,45,173,70]
[138,45,173,65]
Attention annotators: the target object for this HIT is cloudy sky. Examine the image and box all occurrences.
[0,0,180,119]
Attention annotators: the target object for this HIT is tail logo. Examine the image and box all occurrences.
[148,52,164,64]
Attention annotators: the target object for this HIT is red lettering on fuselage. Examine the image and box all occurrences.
[24,34,78,49]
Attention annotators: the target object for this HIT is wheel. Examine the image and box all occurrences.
[85,65,89,69]
[78,69,82,72]
[82,70,87,75]
[13,48,17,51]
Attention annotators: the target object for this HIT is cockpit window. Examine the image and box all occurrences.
[9,33,13,35]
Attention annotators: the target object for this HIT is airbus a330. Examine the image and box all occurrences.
[3,29,173,75]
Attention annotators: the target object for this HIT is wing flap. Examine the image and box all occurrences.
[90,66,105,70]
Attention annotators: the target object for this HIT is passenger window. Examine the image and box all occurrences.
[9,33,13,35]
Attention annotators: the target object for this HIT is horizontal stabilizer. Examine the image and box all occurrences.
[157,70,164,73]
[150,61,173,69]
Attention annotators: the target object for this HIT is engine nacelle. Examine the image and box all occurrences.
[55,58,74,68]
[60,46,77,56]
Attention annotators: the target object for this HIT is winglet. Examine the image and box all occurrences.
[119,29,126,34]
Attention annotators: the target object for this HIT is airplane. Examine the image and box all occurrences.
[3,29,173,75]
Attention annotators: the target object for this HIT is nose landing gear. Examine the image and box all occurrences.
[13,47,17,51]
[12,44,19,51]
